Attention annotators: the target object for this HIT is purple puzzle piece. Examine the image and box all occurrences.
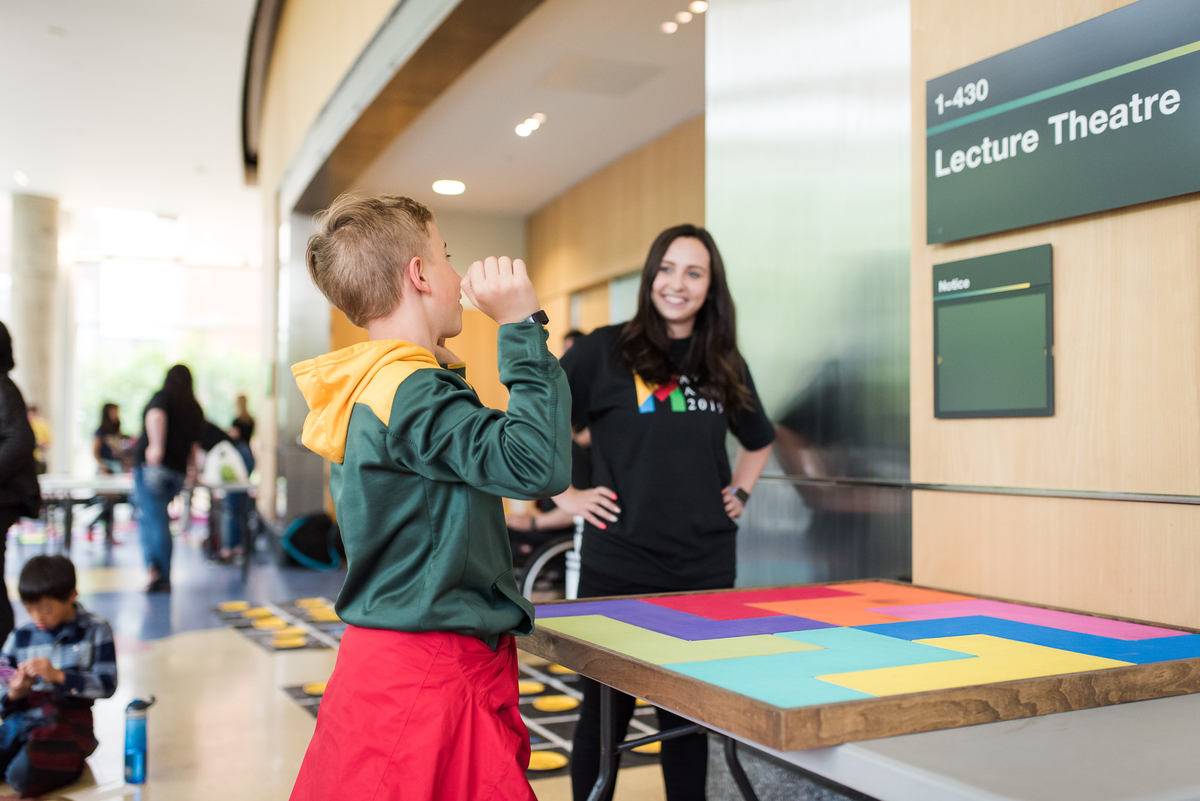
[535,598,833,641]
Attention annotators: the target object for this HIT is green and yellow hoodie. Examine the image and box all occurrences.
[292,324,571,647]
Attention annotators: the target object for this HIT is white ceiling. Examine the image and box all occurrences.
[353,0,706,215]
[0,0,259,222]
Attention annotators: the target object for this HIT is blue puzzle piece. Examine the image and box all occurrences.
[858,617,1200,665]
[669,627,974,708]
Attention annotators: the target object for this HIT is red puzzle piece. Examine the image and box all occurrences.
[643,586,855,620]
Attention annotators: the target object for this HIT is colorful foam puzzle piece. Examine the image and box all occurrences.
[536,599,833,640]
[817,634,1132,696]
[536,615,821,665]
[642,587,855,621]
[670,627,975,707]
[747,581,976,626]
[867,599,1188,640]
[857,617,1200,664]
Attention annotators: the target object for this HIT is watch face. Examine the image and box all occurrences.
[532,310,549,325]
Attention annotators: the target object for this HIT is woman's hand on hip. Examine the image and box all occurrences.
[553,486,620,530]
[722,487,746,519]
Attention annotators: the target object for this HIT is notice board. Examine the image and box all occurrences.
[934,245,1053,419]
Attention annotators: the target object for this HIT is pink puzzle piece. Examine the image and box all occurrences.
[645,586,855,620]
[869,599,1188,641]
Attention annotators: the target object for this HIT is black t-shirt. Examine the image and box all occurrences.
[560,324,775,589]
[133,391,205,473]
[232,416,254,444]
[95,429,118,462]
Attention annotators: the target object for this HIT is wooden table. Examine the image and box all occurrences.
[520,580,1200,801]
[38,475,259,576]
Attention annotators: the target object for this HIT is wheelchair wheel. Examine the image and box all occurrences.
[520,534,575,600]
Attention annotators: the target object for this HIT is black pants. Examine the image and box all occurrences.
[570,568,728,801]
[0,508,20,646]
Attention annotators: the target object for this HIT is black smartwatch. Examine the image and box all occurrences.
[519,310,549,325]
[734,487,751,504]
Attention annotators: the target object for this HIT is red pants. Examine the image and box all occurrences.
[290,626,536,801]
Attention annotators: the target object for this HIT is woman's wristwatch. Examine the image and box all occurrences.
[734,487,751,504]
[519,310,549,325]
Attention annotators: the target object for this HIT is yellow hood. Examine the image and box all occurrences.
[292,340,440,464]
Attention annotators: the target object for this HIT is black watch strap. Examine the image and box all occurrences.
[734,487,751,504]
[520,310,549,325]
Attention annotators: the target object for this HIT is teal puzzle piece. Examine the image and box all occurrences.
[670,627,976,708]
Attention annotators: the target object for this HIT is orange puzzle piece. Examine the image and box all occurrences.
[748,581,975,627]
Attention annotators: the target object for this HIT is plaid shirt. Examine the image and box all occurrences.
[0,603,117,716]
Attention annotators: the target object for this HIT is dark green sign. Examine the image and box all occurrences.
[926,0,1200,244]
[934,245,1053,418]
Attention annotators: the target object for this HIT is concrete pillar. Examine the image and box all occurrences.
[9,194,58,451]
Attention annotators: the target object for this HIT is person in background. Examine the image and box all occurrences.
[229,393,254,446]
[0,323,41,645]
[199,420,254,562]
[132,364,204,593]
[559,224,775,801]
[25,406,49,476]
[93,403,126,475]
[223,395,256,561]
[90,403,129,544]
[0,555,117,797]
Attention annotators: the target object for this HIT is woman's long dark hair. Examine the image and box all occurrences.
[99,403,121,436]
[162,364,202,420]
[618,224,752,417]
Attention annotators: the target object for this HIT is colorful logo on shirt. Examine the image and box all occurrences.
[634,374,725,415]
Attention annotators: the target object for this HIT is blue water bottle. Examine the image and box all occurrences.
[124,696,156,784]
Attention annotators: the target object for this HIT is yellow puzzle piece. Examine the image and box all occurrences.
[816,634,1131,696]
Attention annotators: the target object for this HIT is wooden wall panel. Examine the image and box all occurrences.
[446,310,507,411]
[910,0,1200,495]
[526,115,704,352]
[913,490,1200,630]
[911,0,1200,625]
[258,0,398,194]
[571,282,610,335]
[330,307,369,352]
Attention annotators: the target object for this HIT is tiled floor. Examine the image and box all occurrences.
[0,513,665,800]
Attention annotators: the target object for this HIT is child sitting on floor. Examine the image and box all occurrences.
[289,194,571,801]
[0,555,117,797]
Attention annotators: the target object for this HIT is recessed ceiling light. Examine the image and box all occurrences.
[661,21,678,33]
[13,171,28,187]
[676,11,693,23]
[432,180,465,195]
[689,1,708,12]
[523,118,541,131]
[515,124,532,137]
[531,113,547,124]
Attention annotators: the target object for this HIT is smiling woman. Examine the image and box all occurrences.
[556,224,777,801]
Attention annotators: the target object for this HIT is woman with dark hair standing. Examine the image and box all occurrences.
[91,403,128,544]
[93,403,127,474]
[133,364,204,592]
[0,323,41,643]
[559,225,775,801]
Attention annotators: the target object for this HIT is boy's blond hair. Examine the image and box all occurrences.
[305,194,435,327]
